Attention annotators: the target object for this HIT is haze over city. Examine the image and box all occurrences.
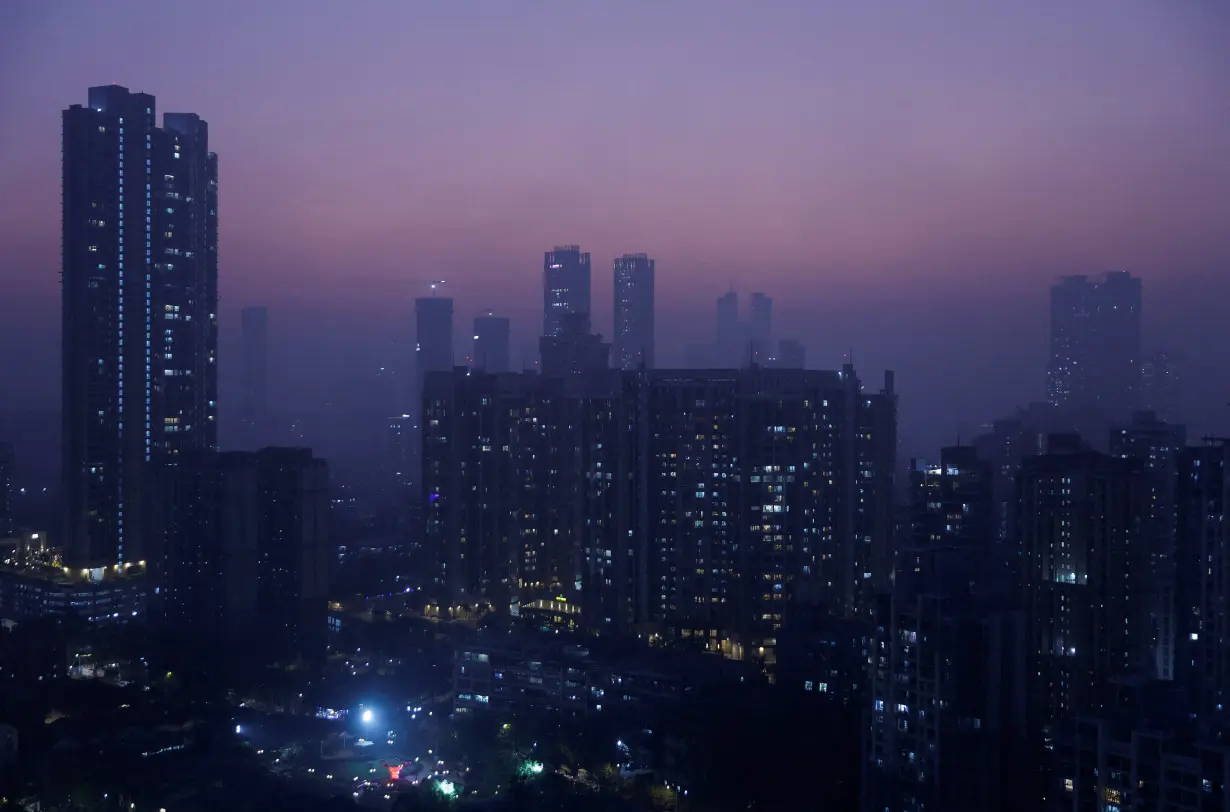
[2,0,1228,468]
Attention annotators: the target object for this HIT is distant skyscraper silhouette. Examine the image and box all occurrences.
[1046,272,1142,412]
[472,314,511,373]
[62,85,217,567]
[415,296,454,406]
[773,338,805,369]
[542,245,591,338]
[613,253,655,369]
[749,292,772,365]
[241,306,269,427]
[715,291,739,366]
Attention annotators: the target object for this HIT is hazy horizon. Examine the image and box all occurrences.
[2,0,1228,460]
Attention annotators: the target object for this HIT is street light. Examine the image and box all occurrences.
[361,708,374,724]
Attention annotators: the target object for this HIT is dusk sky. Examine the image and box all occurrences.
[2,1,1228,457]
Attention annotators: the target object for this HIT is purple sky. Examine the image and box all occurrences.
[2,1,1228,452]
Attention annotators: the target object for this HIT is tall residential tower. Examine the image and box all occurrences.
[612,253,655,369]
[1046,272,1142,412]
[542,245,591,338]
[61,85,217,568]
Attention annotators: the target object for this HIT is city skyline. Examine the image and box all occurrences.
[2,0,1229,459]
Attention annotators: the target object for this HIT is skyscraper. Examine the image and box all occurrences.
[415,295,454,403]
[1109,410,1185,681]
[423,365,897,649]
[240,306,269,428]
[1046,272,1143,412]
[62,85,217,568]
[472,313,510,373]
[1018,436,1149,724]
[749,292,773,365]
[613,253,655,369]
[542,245,591,338]
[715,291,739,367]
[773,338,806,369]
[1175,439,1229,734]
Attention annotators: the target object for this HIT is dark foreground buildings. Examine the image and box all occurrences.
[162,448,330,665]
[422,364,896,667]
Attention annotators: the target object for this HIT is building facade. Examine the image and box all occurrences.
[1046,272,1143,412]
[62,85,217,569]
[543,245,591,338]
[472,314,511,373]
[422,366,897,664]
[613,253,655,370]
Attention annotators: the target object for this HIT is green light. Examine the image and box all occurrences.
[437,779,456,797]
[525,761,544,775]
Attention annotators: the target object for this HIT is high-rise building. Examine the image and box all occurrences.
[903,446,999,597]
[62,85,217,568]
[1175,439,1229,734]
[422,365,897,658]
[715,291,739,367]
[1140,349,1181,418]
[415,295,454,403]
[158,112,219,459]
[163,447,329,663]
[539,313,610,376]
[613,253,655,370]
[472,314,510,373]
[0,442,11,538]
[749,292,773,365]
[1046,272,1143,412]
[864,445,1028,812]
[240,306,269,428]
[863,593,1029,812]
[773,338,806,369]
[1109,410,1185,681]
[1018,436,1149,725]
[542,245,591,338]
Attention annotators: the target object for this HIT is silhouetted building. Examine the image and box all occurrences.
[1140,350,1181,419]
[864,593,1028,812]
[163,447,329,663]
[1046,272,1142,413]
[472,313,511,373]
[387,414,412,487]
[749,292,773,365]
[543,245,591,338]
[240,306,269,429]
[1110,410,1185,681]
[613,253,655,370]
[773,338,806,369]
[864,445,1028,812]
[903,446,1000,598]
[1019,436,1149,726]
[715,291,740,366]
[0,442,11,537]
[539,313,610,376]
[422,365,897,663]
[415,295,454,397]
[62,85,217,568]
[1175,439,1229,735]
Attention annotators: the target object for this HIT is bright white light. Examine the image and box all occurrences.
[235,724,242,734]
[437,779,456,796]
[362,709,374,723]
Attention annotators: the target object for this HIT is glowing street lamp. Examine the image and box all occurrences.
[361,708,374,724]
